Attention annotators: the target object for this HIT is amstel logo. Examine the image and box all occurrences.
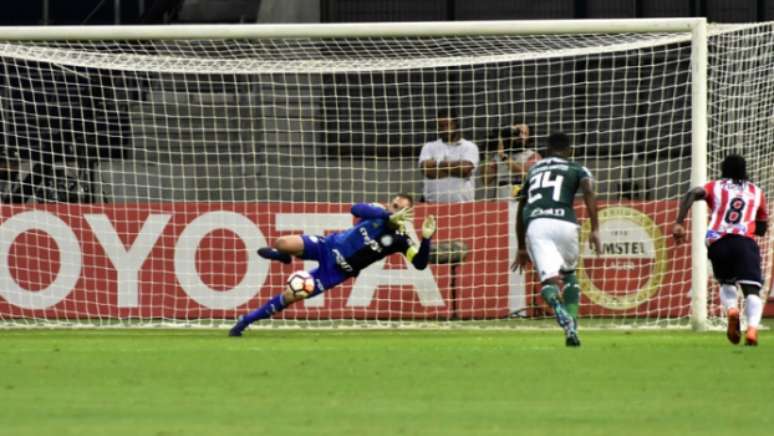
[578,206,667,310]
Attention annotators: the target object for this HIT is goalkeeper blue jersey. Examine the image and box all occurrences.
[323,204,413,275]
[300,203,430,295]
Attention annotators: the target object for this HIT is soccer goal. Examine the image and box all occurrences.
[0,18,772,329]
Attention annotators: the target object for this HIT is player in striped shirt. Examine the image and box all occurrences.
[673,154,769,345]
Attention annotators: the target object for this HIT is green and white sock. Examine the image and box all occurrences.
[562,272,580,321]
[541,283,574,333]
[541,283,561,309]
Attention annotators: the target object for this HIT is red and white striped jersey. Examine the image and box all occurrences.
[703,179,768,244]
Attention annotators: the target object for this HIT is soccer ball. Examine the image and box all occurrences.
[286,270,315,298]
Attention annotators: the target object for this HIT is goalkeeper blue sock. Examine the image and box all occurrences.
[258,247,292,264]
[240,294,287,327]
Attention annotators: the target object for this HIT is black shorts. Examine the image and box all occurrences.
[707,235,762,288]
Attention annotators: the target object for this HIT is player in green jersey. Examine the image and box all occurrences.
[513,132,601,346]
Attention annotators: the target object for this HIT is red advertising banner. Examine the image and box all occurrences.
[0,201,770,320]
[572,201,692,318]
[0,203,509,320]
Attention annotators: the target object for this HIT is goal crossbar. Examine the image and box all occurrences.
[0,18,705,41]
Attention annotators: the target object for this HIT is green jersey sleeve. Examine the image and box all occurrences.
[579,165,593,181]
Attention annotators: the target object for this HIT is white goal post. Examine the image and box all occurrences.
[2,17,772,330]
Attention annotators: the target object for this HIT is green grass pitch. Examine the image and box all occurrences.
[1,329,772,436]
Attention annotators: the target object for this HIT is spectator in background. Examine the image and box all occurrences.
[0,150,20,202]
[2,144,83,204]
[418,109,480,202]
[3,153,56,204]
[481,123,541,201]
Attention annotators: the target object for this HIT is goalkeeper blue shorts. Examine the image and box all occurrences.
[301,234,348,296]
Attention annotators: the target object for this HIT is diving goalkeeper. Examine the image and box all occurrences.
[229,193,436,336]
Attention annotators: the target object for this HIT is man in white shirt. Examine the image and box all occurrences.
[418,110,480,202]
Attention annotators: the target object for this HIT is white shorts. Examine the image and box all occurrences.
[526,218,580,282]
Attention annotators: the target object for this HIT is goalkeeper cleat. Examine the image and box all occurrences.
[744,327,758,346]
[258,247,292,264]
[726,307,741,345]
[228,317,246,337]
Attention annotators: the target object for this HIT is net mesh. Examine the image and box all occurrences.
[707,23,774,325]
[0,22,771,328]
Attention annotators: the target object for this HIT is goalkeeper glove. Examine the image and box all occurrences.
[422,215,436,239]
[389,207,414,230]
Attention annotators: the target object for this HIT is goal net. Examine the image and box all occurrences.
[0,19,771,328]
[707,22,774,327]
